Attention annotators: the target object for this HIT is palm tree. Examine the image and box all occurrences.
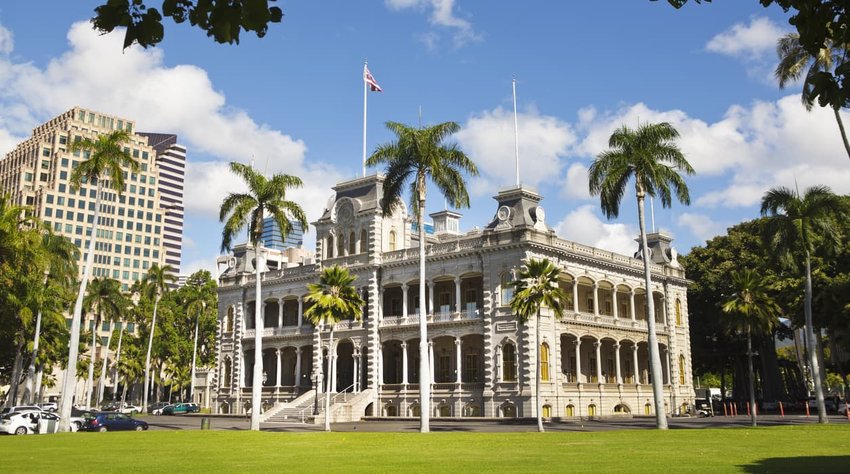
[588,121,694,429]
[722,269,781,427]
[83,277,123,409]
[761,185,847,423]
[303,266,364,432]
[59,129,137,431]
[509,258,569,432]
[141,263,176,413]
[220,161,308,431]
[775,33,850,160]
[187,295,207,404]
[366,121,478,432]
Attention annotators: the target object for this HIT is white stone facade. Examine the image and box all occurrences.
[214,175,694,419]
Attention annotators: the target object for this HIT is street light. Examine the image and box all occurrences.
[312,373,320,415]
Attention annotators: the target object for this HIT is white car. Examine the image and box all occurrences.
[0,410,81,435]
[840,402,848,416]
[119,404,141,415]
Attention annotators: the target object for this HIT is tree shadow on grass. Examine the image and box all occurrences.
[740,456,850,473]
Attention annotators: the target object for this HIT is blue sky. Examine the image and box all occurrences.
[2,1,849,276]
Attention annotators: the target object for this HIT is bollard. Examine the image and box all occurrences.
[733,403,738,417]
[779,401,784,417]
[746,402,751,417]
[805,403,810,417]
[723,402,728,417]
[200,417,210,430]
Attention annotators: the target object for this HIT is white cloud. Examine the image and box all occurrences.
[677,213,726,243]
[0,24,12,55]
[554,205,637,257]
[706,17,785,60]
[562,162,591,200]
[456,106,575,192]
[385,0,481,48]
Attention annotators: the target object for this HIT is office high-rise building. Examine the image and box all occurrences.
[261,217,304,251]
[0,107,185,289]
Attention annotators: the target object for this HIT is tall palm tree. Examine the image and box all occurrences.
[509,258,569,432]
[722,269,781,427]
[366,121,478,432]
[59,129,137,431]
[761,185,847,424]
[588,121,694,430]
[141,263,176,413]
[303,266,364,432]
[83,277,123,409]
[220,161,308,431]
[187,295,207,404]
[775,33,850,160]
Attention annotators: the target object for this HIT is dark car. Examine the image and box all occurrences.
[83,412,148,432]
[147,402,169,415]
[162,403,191,415]
[186,403,200,414]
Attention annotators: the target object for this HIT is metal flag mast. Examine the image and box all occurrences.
[512,77,520,187]
[362,61,368,177]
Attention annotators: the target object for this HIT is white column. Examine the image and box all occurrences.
[297,296,303,328]
[630,290,636,321]
[429,340,435,383]
[454,277,462,314]
[572,280,579,313]
[614,343,622,384]
[612,289,619,319]
[379,287,385,321]
[660,296,668,327]
[494,345,502,383]
[294,347,302,388]
[275,348,282,388]
[402,284,409,318]
[353,352,360,392]
[455,337,462,384]
[401,342,409,385]
[574,340,581,383]
[428,280,434,316]
[378,342,384,385]
[633,345,640,385]
[664,347,671,385]
[278,298,284,328]
[330,344,338,393]
[594,341,602,384]
[592,282,599,316]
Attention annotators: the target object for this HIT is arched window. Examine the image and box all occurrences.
[223,357,232,387]
[502,343,517,381]
[675,298,682,326]
[360,229,368,253]
[678,355,686,385]
[326,235,334,259]
[337,234,345,256]
[540,343,550,382]
[502,403,516,418]
[644,403,652,415]
[349,231,356,255]
[565,404,575,416]
[385,404,397,417]
[542,405,552,418]
[588,404,597,417]
[388,230,397,251]
[500,272,514,305]
[225,307,234,333]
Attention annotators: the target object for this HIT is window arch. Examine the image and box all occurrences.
[565,404,575,417]
[644,403,652,415]
[500,272,514,305]
[337,234,345,256]
[326,235,334,259]
[349,231,356,255]
[502,343,517,381]
[540,343,551,382]
[587,404,597,417]
[675,298,682,326]
[678,355,686,385]
[225,306,234,333]
[388,230,397,251]
[360,229,368,253]
[501,403,516,418]
[222,357,232,387]
[542,405,552,418]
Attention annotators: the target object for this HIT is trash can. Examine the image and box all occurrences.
[200,417,210,430]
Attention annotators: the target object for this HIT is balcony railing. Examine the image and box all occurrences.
[379,309,482,327]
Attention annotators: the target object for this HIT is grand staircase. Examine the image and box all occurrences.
[261,390,317,423]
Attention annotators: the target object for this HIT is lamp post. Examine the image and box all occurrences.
[312,373,319,415]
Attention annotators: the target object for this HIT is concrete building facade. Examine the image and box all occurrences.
[214,175,693,420]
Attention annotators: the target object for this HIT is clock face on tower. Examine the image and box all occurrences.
[334,200,354,226]
[497,205,511,222]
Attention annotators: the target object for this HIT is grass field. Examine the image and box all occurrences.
[2,425,849,473]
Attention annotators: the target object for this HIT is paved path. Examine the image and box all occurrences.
[143,414,849,433]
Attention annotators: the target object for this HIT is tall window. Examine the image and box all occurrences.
[223,357,232,387]
[326,235,334,258]
[349,231,356,255]
[675,299,682,326]
[337,234,345,256]
[678,355,686,385]
[540,343,550,382]
[500,272,514,305]
[225,307,234,332]
[360,229,368,253]
[388,230,397,251]
[502,343,517,381]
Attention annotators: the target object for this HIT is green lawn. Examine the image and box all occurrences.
[2,425,849,473]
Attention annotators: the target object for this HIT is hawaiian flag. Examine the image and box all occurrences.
[364,66,383,92]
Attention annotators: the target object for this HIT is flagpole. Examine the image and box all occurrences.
[512,77,520,187]
[362,61,368,177]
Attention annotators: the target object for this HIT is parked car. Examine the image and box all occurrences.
[186,403,200,414]
[162,403,191,415]
[0,405,41,417]
[119,403,141,415]
[839,402,848,416]
[39,402,58,412]
[82,412,148,432]
[0,409,83,435]
[147,402,170,415]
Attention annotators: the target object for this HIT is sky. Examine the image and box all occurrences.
[1,1,849,277]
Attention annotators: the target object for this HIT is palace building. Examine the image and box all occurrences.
[214,174,693,421]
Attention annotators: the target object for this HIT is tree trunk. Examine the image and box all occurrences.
[636,189,668,429]
[60,179,102,431]
[417,173,430,433]
[804,252,828,423]
[112,325,124,402]
[85,314,99,409]
[536,309,544,432]
[34,366,44,403]
[250,242,264,431]
[190,305,202,404]
[97,319,114,405]
[143,295,160,414]
[832,108,850,161]
[747,325,757,427]
[324,326,334,432]
[23,303,44,405]
[7,341,24,407]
